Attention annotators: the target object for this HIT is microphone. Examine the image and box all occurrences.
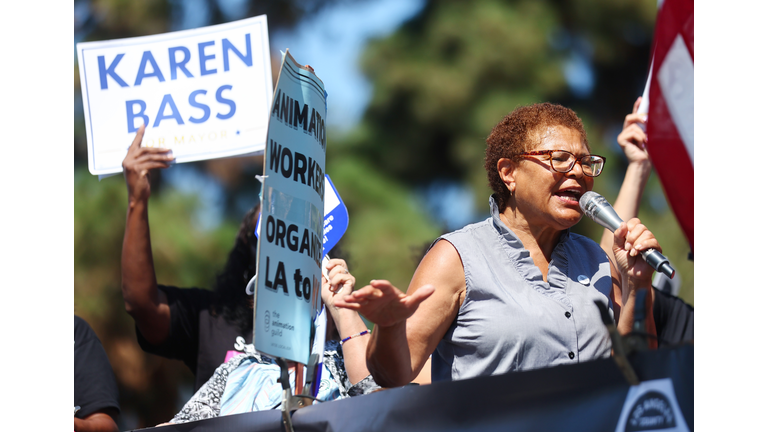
[579,191,675,279]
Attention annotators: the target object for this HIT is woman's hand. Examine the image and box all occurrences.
[122,124,174,206]
[617,97,650,166]
[321,258,356,312]
[611,218,659,344]
[320,259,373,384]
[334,280,434,328]
[612,218,661,292]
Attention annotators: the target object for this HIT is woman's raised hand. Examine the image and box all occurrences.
[321,258,356,310]
[122,124,174,205]
[617,97,650,165]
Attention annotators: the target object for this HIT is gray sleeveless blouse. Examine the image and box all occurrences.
[431,196,614,382]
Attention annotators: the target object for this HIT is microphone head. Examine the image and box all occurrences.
[578,191,605,217]
[579,191,623,232]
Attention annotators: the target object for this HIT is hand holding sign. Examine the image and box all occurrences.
[322,258,354,296]
[122,123,174,205]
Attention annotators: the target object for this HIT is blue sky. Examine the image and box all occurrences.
[271,0,425,131]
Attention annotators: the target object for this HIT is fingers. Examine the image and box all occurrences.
[617,124,647,149]
[337,280,400,304]
[140,160,173,171]
[325,259,352,293]
[632,96,642,114]
[329,273,355,294]
[127,124,171,158]
[137,150,174,165]
[130,123,146,150]
[369,279,397,290]
[333,287,373,310]
[332,296,359,310]
[621,219,661,257]
[325,259,349,277]
[613,221,627,243]
[402,285,435,309]
[321,273,352,308]
[126,143,174,168]
[350,284,385,301]
[622,112,647,131]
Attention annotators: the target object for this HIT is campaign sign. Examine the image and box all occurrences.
[322,175,349,256]
[253,50,327,364]
[77,15,273,175]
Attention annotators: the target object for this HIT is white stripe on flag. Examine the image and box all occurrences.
[658,34,694,166]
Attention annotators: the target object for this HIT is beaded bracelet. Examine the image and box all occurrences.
[340,329,370,345]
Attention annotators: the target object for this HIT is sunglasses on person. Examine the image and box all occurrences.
[515,150,606,177]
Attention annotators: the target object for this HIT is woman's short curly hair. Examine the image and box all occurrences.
[484,103,589,209]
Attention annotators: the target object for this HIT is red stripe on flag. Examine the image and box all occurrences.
[647,0,694,252]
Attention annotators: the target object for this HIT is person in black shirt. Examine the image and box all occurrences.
[120,124,258,390]
[653,286,694,345]
[74,315,120,432]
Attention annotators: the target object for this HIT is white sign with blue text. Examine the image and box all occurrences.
[77,15,273,175]
[253,50,327,364]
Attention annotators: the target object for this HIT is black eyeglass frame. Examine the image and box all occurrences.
[514,150,606,177]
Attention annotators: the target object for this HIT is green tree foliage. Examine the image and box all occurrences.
[326,152,441,291]
[354,0,653,193]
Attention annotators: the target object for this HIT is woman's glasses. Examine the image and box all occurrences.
[516,150,606,177]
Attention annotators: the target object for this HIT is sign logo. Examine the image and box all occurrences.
[615,378,689,432]
[626,391,676,431]
[264,310,270,332]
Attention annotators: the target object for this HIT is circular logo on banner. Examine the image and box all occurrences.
[264,310,271,332]
[626,390,677,431]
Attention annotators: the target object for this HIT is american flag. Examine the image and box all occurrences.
[644,0,694,252]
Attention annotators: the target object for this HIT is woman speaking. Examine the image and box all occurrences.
[336,103,659,387]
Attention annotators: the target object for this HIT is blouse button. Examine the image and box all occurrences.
[568,351,575,360]
[565,311,571,318]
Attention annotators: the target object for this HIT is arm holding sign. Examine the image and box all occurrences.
[121,124,175,345]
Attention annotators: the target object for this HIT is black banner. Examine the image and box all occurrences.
[137,344,693,432]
